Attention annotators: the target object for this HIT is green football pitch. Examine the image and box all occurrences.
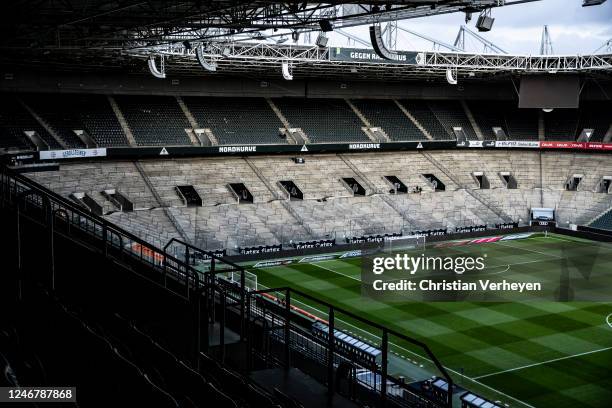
[248,234,612,408]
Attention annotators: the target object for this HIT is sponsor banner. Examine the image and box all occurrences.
[500,232,534,241]
[495,140,540,149]
[253,249,364,270]
[434,240,471,248]
[541,141,612,151]
[39,148,107,160]
[455,225,487,233]
[105,140,456,159]
[253,259,294,268]
[411,228,447,237]
[434,233,533,248]
[530,220,556,227]
[194,249,226,260]
[495,222,519,230]
[540,141,585,149]
[348,232,402,244]
[458,140,494,148]
[292,239,336,250]
[299,254,336,263]
[584,142,612,151]
[339,250,362,259]
[238,244,282,255]
[469,236,502,244]
[330,47,419,64]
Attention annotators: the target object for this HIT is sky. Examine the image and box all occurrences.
[325,0,612,55]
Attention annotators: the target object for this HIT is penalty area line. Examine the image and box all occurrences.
[473,345,612,380]
[310,262,362,282]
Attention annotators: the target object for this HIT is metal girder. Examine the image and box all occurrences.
[119,41,612,82]
[417,51,612,72]
[128,41,612,71]
[454,25,507,54]
[0,0,537,50]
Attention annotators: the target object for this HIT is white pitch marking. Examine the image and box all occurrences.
[474,345,612,380]
[607,313,612,329]
[494,240,564,260]
[310,262,362,282]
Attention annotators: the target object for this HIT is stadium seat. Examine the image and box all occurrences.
[183,96,284,145]
[427,100,479,141]
[543,108,580,141]
[350,99,425,141]
[590,207,612,231]
[466,101,508,140]
[115,95,191,146]
[399,100,452,140]
[0,95,54,150]
[273,98,368,143]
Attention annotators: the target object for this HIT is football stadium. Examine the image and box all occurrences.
[1,1,612,407]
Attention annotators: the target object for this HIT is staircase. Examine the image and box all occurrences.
[108,96,137,147]
[346,99,371,127]
[347,98,392,143]
[18,98,68,149]
[394,100,434,140]
[133,161,190,243]
[266,98,291,128]
[243,158,315,239]
[202,129,218,146]
[266,98,311,144]
[338,154,417,230]
[538,110,545,141]
[603,124,612,143]
[176,96,201,146]
[461,101,484,140]
[420,151,514,223]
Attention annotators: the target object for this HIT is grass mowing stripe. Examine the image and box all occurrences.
[250,234,612,408]
[474,345,612,380]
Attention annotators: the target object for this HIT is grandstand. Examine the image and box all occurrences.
[1,93,612,149]
[2,1,612,408]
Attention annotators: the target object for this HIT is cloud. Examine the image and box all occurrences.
[327,0,612,54]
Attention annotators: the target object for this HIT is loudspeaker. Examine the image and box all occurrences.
[476,15,494,32]
[319,20,333,32]
[316,33,328,48]
[369,25,395,60]
[196,45,217,72]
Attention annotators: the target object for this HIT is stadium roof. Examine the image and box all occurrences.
[1,0,610,82]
